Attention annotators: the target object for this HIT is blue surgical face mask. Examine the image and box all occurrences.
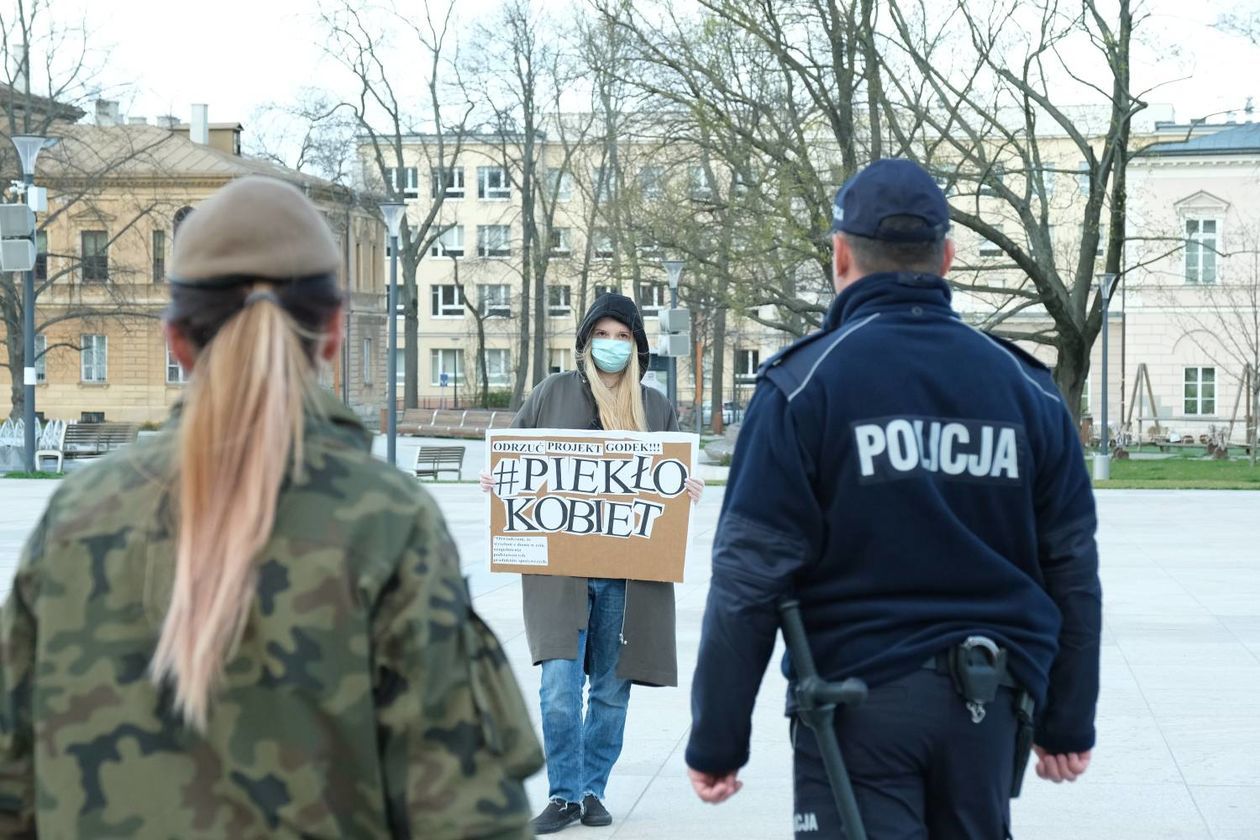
[591,338,633,373]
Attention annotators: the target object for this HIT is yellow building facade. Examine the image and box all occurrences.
[2,108,388,427]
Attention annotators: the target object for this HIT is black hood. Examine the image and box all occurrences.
[575,292,651,379]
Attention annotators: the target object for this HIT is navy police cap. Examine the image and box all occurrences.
[831,158,950,242]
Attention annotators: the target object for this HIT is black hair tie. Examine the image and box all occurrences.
[243,289,281,308]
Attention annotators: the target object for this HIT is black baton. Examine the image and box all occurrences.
[779,599,869,840]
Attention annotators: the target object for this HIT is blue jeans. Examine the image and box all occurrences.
[539,578,633,803]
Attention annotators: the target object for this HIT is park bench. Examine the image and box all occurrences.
[398,408,515,439]
[61,422,139,459]
[413,445,466,481]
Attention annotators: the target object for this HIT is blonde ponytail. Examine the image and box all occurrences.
[584,345,648,432]
[152,286,318,730]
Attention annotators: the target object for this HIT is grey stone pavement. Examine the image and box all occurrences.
[1,471,1258,838]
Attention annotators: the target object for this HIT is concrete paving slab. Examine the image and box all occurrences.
[0,475,1257,838]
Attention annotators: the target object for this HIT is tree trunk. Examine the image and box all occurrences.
[532,249,547,386]
[1052,333,1090,429]
[403,259,420,410]
[511,274,532,410]
[5,328,23,421]
[709,305,727,433]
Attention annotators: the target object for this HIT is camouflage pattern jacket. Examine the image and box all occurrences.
[0,393,542,838]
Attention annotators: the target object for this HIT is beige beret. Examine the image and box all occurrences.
[170,177,340,283]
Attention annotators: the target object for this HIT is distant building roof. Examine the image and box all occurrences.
[0,83,87,125]
[38,123,349,199]
[1142,122,1260,157]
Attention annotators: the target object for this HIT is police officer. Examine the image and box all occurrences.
[0,177,542,837]
[684,159,1102,838]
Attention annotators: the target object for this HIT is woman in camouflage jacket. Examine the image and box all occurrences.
[0,177,542,839]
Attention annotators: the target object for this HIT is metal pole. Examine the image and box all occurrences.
[387,235,398,466]
[1095,285,1111,480]
[667,284,678,412]
[22,170,35,473]
[694,338,702,435]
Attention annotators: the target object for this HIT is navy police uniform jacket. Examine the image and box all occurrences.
[685,272,1102,774]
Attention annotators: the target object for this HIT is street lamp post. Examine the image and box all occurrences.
[380,203,405,466]
[11,135,54,473]
[662,260,684,412]
[1094,272,1120,481]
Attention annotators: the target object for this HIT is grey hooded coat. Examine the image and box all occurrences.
[513,293,680,686]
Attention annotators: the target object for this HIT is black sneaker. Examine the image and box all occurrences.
[531,800,581,834]
[581,795,612,827]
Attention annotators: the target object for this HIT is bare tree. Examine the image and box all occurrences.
[600,0,877,339]
[864,0,1144,416]
[468,0,599,407]
[319,0,472,410]
[1217,5,1260,46]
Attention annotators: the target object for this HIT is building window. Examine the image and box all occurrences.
[33,334,46,383]
[384,166,420,200]
[979,226,1003,258]
[978,163,1004,197]
[173,206,193,238]
[1076,160,1090,193]
[548,284,571,317]
[430,348,464,385]
[478,283,511,317]
[476,224,512,258]
[594,283,620,298]
[639,282,668,313]
[429,225,464,258]
[592,228,614,259]
[1184,367,1215,415]
[81,230,109,282]
[593,166,616,203]
[544,168,573,201]
[485,348,511,386]
[362,337,374,385]
[1185,218,1218,284]
[152,229,166,282]
[395,348,405,385]
[1079,377,1091,415]
[1038,167,1056,200]
[689,165,714,200]
[734,349,760,382]
[638,166,664,199]
[549,348,570,374]
[166,345,188,384]
[637,239,664,260]
[431,166,466,199]
[430,284,464,318]
[34,230,47,281]
[81,334,107,382]
[549,227,572,256]
[477,166,511,200]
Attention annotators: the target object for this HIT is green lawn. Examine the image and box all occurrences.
[1094,457,1260,489]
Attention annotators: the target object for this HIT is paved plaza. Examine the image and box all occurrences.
[1,472,1258,838]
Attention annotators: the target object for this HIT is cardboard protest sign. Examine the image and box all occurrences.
[485,429,699,583]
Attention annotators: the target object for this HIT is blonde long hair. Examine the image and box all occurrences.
[152,281,332,730]
[584,343,648,432]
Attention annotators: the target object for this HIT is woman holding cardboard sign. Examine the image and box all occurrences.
[481,292,703,834]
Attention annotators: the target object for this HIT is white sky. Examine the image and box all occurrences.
[51,0,1260,148]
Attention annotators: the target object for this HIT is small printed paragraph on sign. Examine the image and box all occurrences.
[484,429,699,582]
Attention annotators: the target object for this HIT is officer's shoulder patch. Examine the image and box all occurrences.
[985,333,1051,372]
